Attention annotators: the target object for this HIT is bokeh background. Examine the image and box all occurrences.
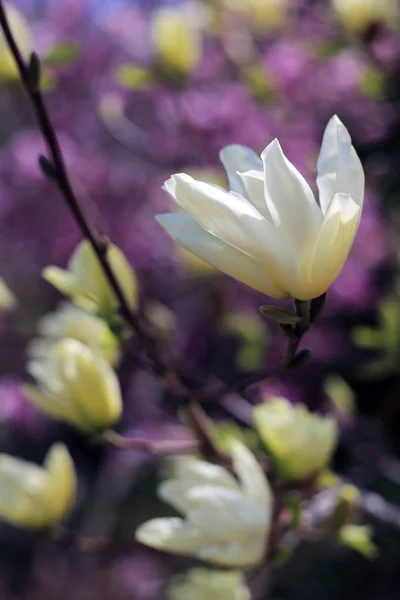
[0,0,400,598]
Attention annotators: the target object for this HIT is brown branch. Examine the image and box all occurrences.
[102,430,199,454]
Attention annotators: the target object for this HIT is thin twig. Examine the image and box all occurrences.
[102,430,199,454]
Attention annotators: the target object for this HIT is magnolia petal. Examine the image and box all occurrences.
[156,213,287,298]
[166,173,275,260]
[135,517,205,555]
[317,115,364,214]
[219,144,263,195]
[23,385,78,425]
[304,193,360,300]
[44,443,77,523]
[231,441,272,509]
[42,267,78,297]
[238,169,272,220]
[199,538,265,567]
[262,140,322,252]
[188,486,267,540]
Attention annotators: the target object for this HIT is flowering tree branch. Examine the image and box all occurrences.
[0,3,316,463]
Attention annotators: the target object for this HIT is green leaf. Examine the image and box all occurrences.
[259,304,302,324]
[45,43,80,66]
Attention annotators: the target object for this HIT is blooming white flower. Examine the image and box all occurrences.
[136,441,272,567]
[168,568,250,600]
[156,115,364,301]
[28,303,120,366]
[43,240,137,316]
[152,8,202,75]
[0,443,76,529]
[253,398,338,481]
[25,338,122,432]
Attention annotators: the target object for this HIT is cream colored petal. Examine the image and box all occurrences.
[23,385,82,427]
[198,538,265,567]
[231,441,272,509]
[305,192,360,299]
[0,455,48,528]
[238,169,272,220]
[188,486,267,540]
[219,144,263,195]
[317,115,364,214]
[156,213,288,298]
[44,443,77,523]
[262,139,322,248]
[42,267,79,297]
[136,517,205,555]
[167,173,273,260]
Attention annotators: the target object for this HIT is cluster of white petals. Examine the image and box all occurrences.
[136,441,272,567]
[157,116,364,300]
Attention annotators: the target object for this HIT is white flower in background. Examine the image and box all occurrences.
[152,8,202,75]
[253,398,337,481]
[332,0,399,35]
[43,240,137,317]
[136,441,272,567]
[28,303,120,366]
[168,568,250,600]
[0,443,76,529]
[0,278,17,311]
[156,115,364,301]
[220,0,288,32]
[25,338,122,432]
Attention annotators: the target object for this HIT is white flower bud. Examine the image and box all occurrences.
[25,338,122,432]
[0,443,76,529]
[253,398,338,481]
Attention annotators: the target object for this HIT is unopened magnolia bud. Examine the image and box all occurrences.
[253,398,337,481]
[0,278,17,311]
[0,443,76,529]
[152,8,202,76]
[25,338,122,432]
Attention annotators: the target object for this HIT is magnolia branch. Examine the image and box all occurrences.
[0,4,313,460]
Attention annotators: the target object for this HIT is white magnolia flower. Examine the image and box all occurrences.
[156,115,364,301]
[253,398,338,481]
[25,338,122,432]
[28,303,120,366]
[0,443,76,529]
[168,568,250,600]
[136,441,272,567]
